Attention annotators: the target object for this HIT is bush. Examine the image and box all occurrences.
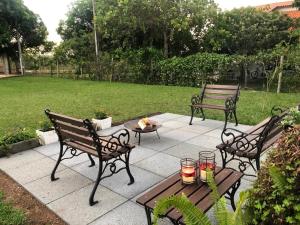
[94,111,108,120]
[0,128,36,154]
[246,127,300,225]
[38,120,53,132]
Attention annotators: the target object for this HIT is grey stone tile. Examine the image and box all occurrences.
[193,119,224,129]
[34,142,60,156]
[150,113,184,123]
[48,184,126,225]
[89,201,148,225]
[162,121,187,129]
[141,137,180,152]
[205,128,223,138]
[135,153,179,177]
[71,160,100,181]
[0,150,46,171]
[179,125,214,135]
[130,146,158,164]
[51,151,90,167]
[97,125,125,136]
[24,168,92,204]
[160,129,200,142]
[175,115,203,124]
[164,142,205,160]
[226,123,253,132]
[4,157,66,185]
[100,165,163,199]
[186,135,220,150]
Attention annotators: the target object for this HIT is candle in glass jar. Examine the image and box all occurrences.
[181,166,196,184]
[199,162,215,182]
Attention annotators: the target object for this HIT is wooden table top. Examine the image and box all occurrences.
[136,167,243,223]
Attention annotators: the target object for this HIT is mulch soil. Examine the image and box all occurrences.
[0,170,67,225]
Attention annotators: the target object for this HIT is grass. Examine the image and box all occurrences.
[0,192,26,225]
[0,75,299,136]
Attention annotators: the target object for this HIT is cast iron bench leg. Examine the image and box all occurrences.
[89,159,103,206]
[227,179,241,211]
[145,207,152,225]
[51,144,64,181]
[189,106,195,125]
[87,154,95,167]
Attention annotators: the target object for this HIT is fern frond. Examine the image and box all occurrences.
[153,194,212,225]
[233,191,249,225]
[269,166,287,192]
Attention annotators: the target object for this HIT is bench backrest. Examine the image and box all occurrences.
[201,84,240,102]
[45,109,101,151]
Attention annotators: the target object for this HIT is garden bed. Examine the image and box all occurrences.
[0,138,40,158]
[0,170,66,225]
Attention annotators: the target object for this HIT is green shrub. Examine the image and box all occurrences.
[0,192,26,225]
[38,120,53,132]
[0,128,36,154]
[94,111,108,120]
[246,127,300,225]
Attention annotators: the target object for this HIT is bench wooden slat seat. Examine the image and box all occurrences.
[45,109,135,206]
[216,108,286,176]
[189,84,240,128]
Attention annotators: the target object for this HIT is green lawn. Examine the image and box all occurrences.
[0,76,299,136]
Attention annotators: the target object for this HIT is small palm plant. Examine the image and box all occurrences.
[153,171,249,225]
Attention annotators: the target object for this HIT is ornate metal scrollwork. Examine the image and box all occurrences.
[225,96,236,111]
[191,94,201,105]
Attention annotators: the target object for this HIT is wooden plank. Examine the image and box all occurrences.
[204,95,229,100]
[206,85,239,90]
[192,104,225,110]
[60,129,94,146]
[65,141,98,157]
[56,120,90,136]
[136,174,181,205]
[48,112,84,127]
[205,89,237,95]
[169,168,233,221]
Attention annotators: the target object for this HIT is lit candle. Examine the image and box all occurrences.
[181,166,196,184]
[199,162,215,182]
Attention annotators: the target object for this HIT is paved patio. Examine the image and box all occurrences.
[0,113,260,225]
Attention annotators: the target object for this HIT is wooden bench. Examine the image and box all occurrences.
[216,107,286,176]
[189,84,240,128]
[136,167,243,225]
[45,109,135,206]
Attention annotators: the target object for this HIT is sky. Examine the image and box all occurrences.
[23,0,288,43]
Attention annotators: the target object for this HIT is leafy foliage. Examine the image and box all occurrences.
[94,111,108,120]
[153,171,249,225]
[246,127,300,225]
[281,106,300,128]
[38,120,53,132]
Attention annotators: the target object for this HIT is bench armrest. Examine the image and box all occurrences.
[191,94,201,105]
[225,96,237,111]
[98,128,131,148]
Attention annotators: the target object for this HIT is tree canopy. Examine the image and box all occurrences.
[0,0,47,57]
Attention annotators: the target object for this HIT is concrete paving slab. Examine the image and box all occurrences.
[174,115,203,124]
[160,129,200,142]
[150,113,184,123]
[0,150,46,171]
[89,201,148,225]
[179,125,214,135]
[135,152,179,177]
[190,118,224,129]
[34,142,60,156]
[141,137,180,152]
[24,168,92,204]
[163,142,206,160]
[100,165,163,199]
[48,184,127,225]
[186,135,220,149]
[4,157,66,185]
[162,121,187,129]
[51,151,90,167]
[130,146,158,164]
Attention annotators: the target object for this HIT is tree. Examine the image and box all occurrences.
[202,7,293,55]
[0,0,48,73]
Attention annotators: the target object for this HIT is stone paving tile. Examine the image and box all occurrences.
[141,137,180,152]
[24,168,92,204]
[34,142,60,156]
[89,201,148,225]
[135,152,179,178]
[129,146,158,164]
[150,113,184,123]
[164,142,208,160]
[48,184,127,225]
[186,135,220,149]
[51,151,90,167]
[191,119,224,129]
[162,120,187,129]
[179,125,215,135]
[174,115,203,124]
[71,160,100,181]
[160,129,200,142]
[0,150,46,171]
[4,157,66,185]
[100,165,164,199]
[226,123,253,132]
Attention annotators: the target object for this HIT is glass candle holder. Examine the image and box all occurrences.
[199,151,216,182]
[180,158,197,184]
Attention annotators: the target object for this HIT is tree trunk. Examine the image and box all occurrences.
[244,65,248,89]
[56,60,59,76]
[163,31,168,58]
[17,38,24,75]
[277,55,284,94]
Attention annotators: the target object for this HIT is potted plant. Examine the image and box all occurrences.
[92,110,112,130]
[280,106,300,129]
[36,120,58,145]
